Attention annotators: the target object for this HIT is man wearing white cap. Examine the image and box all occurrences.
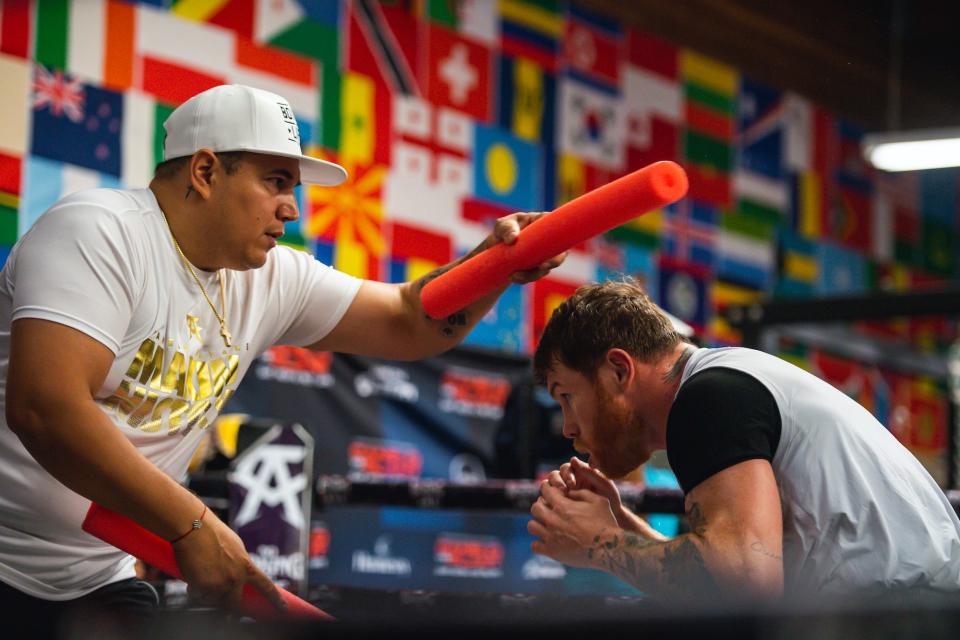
[0,84,565,620]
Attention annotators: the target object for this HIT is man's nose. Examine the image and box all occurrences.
[278,197,299,222]
[561,418,578,440]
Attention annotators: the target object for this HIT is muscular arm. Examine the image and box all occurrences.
[6,319,206,539]
[6,319,284,610]
[309,213,564,360]
[531,459,783,602]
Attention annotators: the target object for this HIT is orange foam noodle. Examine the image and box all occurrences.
[420,160,689,319]
[82,503,332,620]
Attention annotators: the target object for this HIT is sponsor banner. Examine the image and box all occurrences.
[254,346,334,388]
[227,348,530,481]
[229,422,313,595]
[433,532,505,579]
[351,534,414,577]
[309,505,641,596]
[308,523,331,570]
[354,363,421,403]
[347,437,423,479]
[438,367,512,420]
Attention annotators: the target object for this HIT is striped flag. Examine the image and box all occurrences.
[21,155,122,236]
[497,53,556,144]
[681,49,736,207]
[174,0,256,39]
[387,221,452,283]
[499,0,563,72]
[775,229,819,298]
[0,151,20,251]
[0,52,31,157]
[604,205,664,251]
[1,0,32,59]
[121,90,174,188]
[716,219,775,290]
[735,79,788,230]
[230,36,318,120]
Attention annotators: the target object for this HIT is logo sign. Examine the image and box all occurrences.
[438,368,512,419]
[255,345,334,388]
[309,524,331,570]
[229,422,313,595]
[351,535,413,577]
[522,555,567,580]
[348,437,423,479]
[433,532,504,579]
[354,364,420,402]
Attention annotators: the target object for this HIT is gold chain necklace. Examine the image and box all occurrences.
[169,233,233,348]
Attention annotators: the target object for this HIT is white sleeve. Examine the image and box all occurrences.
[9,202,140,354]
[268,246,362,348]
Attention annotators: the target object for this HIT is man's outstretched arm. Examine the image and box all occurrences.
[529,458,783,602]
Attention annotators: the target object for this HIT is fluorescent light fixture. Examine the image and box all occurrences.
[863,127,960,172]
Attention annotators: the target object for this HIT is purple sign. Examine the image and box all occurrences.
[228,422,314,595]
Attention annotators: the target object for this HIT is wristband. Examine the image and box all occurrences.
[170,505,207,544]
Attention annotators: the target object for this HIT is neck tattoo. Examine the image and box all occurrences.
[664,344,695,383]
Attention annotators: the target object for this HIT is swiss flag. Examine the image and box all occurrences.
[423,24,493,122]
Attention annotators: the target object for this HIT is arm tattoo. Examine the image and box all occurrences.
[414,243,492,337]
[750,541,782,561]
[588,503,718,600]
[687,502,708,536]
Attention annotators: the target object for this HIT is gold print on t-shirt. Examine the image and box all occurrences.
[101,336,240,436]
[186,314,202,342]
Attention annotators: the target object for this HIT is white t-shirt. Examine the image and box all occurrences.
[679,347,960,596]
[0,187,361,599]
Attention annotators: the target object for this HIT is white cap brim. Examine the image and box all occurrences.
[246,150,347,186]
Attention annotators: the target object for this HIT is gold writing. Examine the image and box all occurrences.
[101,337,239,436]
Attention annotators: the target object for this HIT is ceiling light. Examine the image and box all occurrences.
[863,127,960,172]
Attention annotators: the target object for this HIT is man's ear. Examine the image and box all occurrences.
[188,149,219,199]
[604,348,635,389]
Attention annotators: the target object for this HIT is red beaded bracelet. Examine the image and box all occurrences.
[170,505,207,544]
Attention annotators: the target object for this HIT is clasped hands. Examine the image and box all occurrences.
[527,457,660,569]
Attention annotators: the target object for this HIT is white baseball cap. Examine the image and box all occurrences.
[162,84,347,186]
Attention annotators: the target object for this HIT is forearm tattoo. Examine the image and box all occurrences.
[750,541,782,561]
[588,502,718,600]
[414,242,490,338]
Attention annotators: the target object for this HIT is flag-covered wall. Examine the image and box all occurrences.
[1,0,957,479]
